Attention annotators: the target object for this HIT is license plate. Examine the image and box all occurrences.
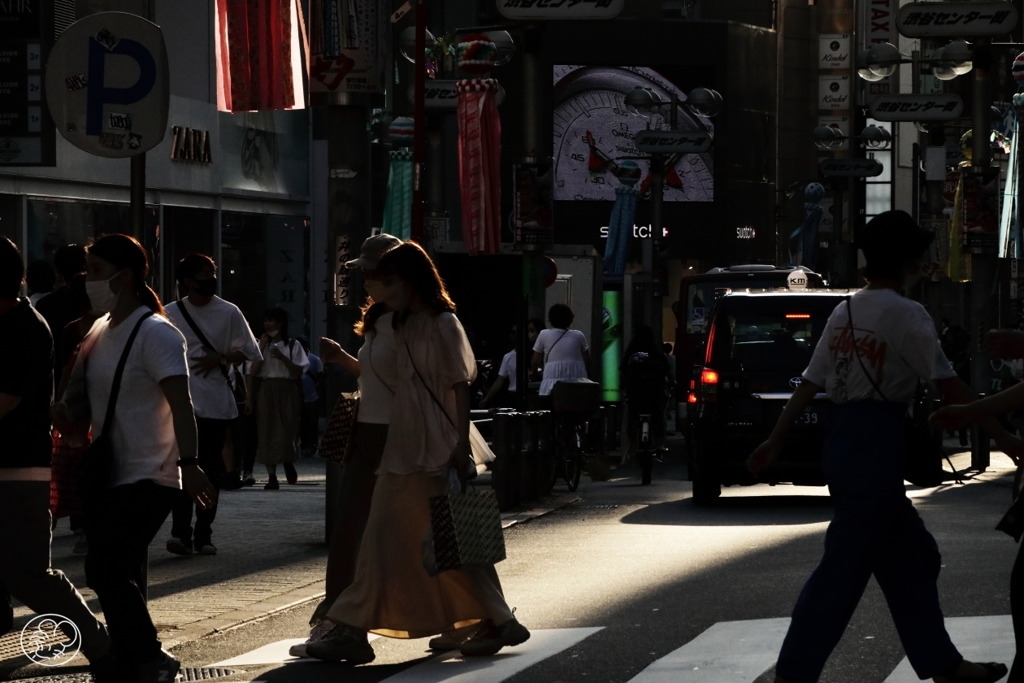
[795,408,820,426]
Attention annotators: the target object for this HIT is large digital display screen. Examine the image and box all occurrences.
[553,65,715,203]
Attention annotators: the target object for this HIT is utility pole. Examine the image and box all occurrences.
[969,38,994,471]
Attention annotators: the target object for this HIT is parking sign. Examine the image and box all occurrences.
[45,12,169,158]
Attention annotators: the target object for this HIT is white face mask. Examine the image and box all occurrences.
[85,271,124,313]
[364,280,387,304]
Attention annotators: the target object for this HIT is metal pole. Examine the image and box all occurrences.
[130,153,146,241]
[521,27,546,402]
[411,0,427,242]
[647,154,665,335]
[970,38,993,471]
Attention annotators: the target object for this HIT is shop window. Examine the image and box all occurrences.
[222,212,309,338]
[161,207,216,299]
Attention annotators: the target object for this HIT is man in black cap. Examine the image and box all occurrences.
[747,211,1021,683]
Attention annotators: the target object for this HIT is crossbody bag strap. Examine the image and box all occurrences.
[177,301,233,385]
[367,334,396,396]
[406,343,456,428]
[544,330,570,363]
[100,311,154,436]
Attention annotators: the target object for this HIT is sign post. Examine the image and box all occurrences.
[45,12,169,238]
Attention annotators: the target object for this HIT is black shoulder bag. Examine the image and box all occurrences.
[175,301,247,403]
[80,311,154,505]
[845,298,959,488]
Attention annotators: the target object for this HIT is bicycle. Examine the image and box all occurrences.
[550,380,603,492]
[634,411,660,486]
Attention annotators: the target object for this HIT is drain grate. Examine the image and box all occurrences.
[7,667,244,683]
[568,504,619,510]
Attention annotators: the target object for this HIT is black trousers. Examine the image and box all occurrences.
[230,410,258,475]
[85,480,177,668]
[170,417,228,547]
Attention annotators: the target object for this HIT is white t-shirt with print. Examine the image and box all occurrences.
[260,337,310,379]
[85,306,189,490]
[166,297,262,420]
[357,312,397,425]
[498,350,517,392]
[803,288,957,404]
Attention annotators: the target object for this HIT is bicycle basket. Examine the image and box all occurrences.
[551,380,602,414]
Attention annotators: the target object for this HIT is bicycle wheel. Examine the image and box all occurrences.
[565,448,582,491]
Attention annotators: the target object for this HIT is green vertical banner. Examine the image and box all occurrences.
[601,291,622,402]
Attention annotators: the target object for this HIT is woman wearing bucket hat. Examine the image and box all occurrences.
[292,233,403,656]
[747,211,1024,683]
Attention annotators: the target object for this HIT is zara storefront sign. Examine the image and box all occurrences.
[818,75,850,110]
[497,0,623,20]
[44,12,169,158]
[868,93,964,121]
[896,2,1017,37]
[634,130,712,154]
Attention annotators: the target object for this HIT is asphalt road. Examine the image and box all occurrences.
[152,451,1022,683]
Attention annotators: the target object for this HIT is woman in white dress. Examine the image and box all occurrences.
[532,303,591,396]
[306,242,529,664]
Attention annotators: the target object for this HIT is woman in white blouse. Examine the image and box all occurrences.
[306,242,528,665]
[249,306,309,489]
[532,303,592,396]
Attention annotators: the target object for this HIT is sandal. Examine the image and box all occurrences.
[935,661,1008,683]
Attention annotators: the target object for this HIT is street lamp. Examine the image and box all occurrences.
[625,85,722,335]
[811,124,892,150]
[855,40,974,82]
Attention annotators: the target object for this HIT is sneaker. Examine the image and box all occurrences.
[283,462,298,485]
[166,537,193,556]
[305,623,375,664]
[460,617,530,657]
[136,648,181,683]
[264,477,279,490]
[427,623,478,651]
[243,472,256,487]
[289,619,333,658]
[73,536,89,555]
[88,653,120,683]
[196,543,217,556]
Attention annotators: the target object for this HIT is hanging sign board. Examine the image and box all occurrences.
[896,2,1018,37]
[45,12,169,158]
[634,129,712,154]
[409,80,506,109]
[819,34,851,70]
[819,158,884,177]
[818,75,851,110]
[497,0,624,20]
[868,94,964,121]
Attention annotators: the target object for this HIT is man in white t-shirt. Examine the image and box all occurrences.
[165,254,262,556]
[746,211,1022,683]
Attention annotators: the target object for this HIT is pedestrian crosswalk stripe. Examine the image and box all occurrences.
[625,618,791,683]
[884,616,1014,683]
[378,627,603,683]
[211,634,382,666]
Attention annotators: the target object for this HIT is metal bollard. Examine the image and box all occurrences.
[971,392,990,471]
[520,412,539,501]
[535,410,554,497]
[492,411,522,511]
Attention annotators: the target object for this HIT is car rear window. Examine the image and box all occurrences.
[709,297,844,374]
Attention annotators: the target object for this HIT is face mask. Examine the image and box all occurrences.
[85,271,124,313]
[195,276,217,297]
[364,280,387,303]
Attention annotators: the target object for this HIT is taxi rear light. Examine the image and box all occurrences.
[687,392,699,404]
[785,313,811,319]
[701,369,719,385]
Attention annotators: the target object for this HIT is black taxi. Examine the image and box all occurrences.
[687,289,850,505]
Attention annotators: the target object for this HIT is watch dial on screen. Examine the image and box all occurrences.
[553,65,715,203]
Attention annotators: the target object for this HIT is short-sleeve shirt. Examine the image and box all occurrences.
[498,349,517,392]
[84,306,189,489]
[166,297,262,419]
[379,311,476,475]
[357,312,398,425]
[803,288,957,404]
[0,299,53,468]
[259,338,310,379]
[533,328,589,363]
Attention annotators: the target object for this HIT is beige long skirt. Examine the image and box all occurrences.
[256,379,300,465]
[326,471,513,638]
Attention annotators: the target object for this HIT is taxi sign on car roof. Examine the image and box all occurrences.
[787,271,810,290]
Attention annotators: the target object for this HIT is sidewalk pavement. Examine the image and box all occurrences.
[0,457,577,675]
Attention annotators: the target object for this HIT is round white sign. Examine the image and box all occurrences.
[787,270,809,290]
[45,12,169,158]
